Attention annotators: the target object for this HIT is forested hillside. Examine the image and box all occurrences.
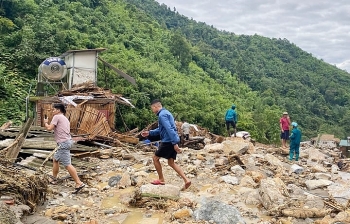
[1,0,349,144]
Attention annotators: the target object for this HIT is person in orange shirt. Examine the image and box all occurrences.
[280,111,291,148]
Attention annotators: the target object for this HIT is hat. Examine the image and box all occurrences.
[283,112,288,115]
[292,122,298,127]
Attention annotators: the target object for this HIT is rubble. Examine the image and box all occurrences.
[2,115,350,223]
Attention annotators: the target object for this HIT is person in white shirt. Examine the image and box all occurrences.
[181,119,191,140]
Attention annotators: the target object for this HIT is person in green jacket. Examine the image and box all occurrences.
[289,122,302,161]
[225,104,238,137]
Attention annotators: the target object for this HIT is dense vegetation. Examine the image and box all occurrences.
[1,0,349,144]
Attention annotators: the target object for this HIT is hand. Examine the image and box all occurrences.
[44,118,49,124]
[141,131,149,137]
[281,130,284,133]
[174,144,181,153]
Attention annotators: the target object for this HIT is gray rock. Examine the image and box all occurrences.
[328,183,350,201]
[230,165,246,176]
[108,175,122,187]
[290,164,304,174]
[314,173,331,180]
[305,179,333,190]
[193,199,246,224]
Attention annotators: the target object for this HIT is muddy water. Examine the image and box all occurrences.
[121,211,164,224]
[100,186,164,224]
[100,167,164,224]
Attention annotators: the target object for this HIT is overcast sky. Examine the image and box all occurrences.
[156,0,350,72]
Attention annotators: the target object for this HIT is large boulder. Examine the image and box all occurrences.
[259,177,289,210]
[222,140,249,155]
[193,199,246,224]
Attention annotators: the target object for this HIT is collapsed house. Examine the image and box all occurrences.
[29,48,139,145]
[0,49,141,215]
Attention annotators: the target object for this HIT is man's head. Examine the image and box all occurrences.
[52,103,66,114]
[292,122,298,127]
[231,104,236,110]
[283,111,288,117]
[150,99,162,114]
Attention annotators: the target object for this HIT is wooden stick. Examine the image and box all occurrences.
[40,146,59,169]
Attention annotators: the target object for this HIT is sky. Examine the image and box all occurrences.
[156,0,350,72]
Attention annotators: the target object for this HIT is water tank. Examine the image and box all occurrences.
[39,57,67,81]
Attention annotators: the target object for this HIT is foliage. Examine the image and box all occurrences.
[0,0,350,144]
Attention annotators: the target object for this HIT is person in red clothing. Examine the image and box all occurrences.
[280,111,291,148]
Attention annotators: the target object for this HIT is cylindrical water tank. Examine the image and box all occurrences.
[39,57,67,81]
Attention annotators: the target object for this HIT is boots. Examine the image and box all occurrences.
[289,152,294,161]
[295,153,299,161]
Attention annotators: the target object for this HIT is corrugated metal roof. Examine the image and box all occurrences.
[339,140,350,146]
[59,48,106,57]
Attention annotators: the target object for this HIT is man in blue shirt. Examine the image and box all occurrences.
[225,104,238,137]
[289,122,302,161]
[141,99,191,190]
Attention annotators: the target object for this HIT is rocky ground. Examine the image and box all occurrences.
[3,136,350,224]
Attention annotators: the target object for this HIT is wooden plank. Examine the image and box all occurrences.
[0,121,13,130]
[5,118,34,162]
[110,133,139,144]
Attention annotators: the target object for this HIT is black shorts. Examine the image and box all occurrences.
[280,130,289,140]
[155,142,177,160]
[226,121,236,129]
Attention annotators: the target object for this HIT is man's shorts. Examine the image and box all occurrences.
[155,142,177,160]
[280,130,290,140]
[53,140,73,166]
[226,120,236,129]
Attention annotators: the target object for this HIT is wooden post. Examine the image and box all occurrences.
[5,118,34,162]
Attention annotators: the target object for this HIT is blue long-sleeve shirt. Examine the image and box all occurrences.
[149,108,180,145]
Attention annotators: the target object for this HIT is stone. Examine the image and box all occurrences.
[265,154,284,167]
[327,183,350,203]
[222,140,249,155]
[204,143,224,153]
[185,165,198,175]
[314,173,331,180]
[196,153,205,160]
[305,179,333,190]
[56,213,68,221]
[230,165,246,176]
[118,173,131,189]
[239,175,258,188]
[311,164,327,173]
[290,164,304,174]
[215,157,229,166]
[307,148,326,161]
[331,164,339,174]
[173,208,193,219]
[246,170,265,183]
[259,177,288,210]
[140,184,181,200]
[220,175,239,185]
[108,175,122,187]
[237,188,260,206]
[193,199,246,223]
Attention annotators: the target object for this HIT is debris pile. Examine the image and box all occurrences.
[4,116,350,223]
[0,157,48,212]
